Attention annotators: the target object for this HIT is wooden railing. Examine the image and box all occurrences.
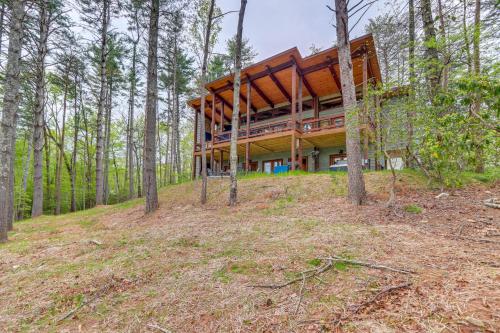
[194,114,345,151]
[213,119,301,144]
[301,114,345,133]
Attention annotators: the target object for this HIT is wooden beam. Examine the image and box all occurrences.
[327,59,342,94]
[267,65,291,102]
[226,80,257,112]
[252,142,273,153]
[290,56,316,98]
[192,109,199,179]
[291,63,297,171]
[247,75,274,108]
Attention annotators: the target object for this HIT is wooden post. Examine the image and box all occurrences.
[245,81,251,171]
[210,94,216,171]
[291,64,297,171]
[220,150,224,172]
[192,109,199,179]
[220,100,225,132]
[313,96,319,128]
[298,75,303,170]
[362,51,369,165]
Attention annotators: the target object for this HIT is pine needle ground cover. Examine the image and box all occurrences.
[1,172,498,332]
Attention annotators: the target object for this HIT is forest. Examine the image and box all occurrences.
[0,0,498,236]
[0,0,498,331]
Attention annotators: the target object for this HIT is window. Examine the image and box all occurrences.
[263,159,283,174]
[329,153,347,166]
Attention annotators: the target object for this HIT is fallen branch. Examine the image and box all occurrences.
[294,272,306,316]
[250,259,334,289]
[147,323,171,333]
[57,283,113,322]
[334,282,412,326]
[319,256,416,274]
[484,198,500,209]
[89,239,103,246]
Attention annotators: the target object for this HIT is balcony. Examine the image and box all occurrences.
[195,114,345,152]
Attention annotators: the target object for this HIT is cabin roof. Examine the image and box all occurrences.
[188,33,382,122]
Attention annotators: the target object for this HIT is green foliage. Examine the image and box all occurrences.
[404,204,422,214]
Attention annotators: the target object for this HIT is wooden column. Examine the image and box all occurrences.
[192,109,199,179]
[298,75,303,170]
[220,150,224,172]
[362,52,369,163]
[210,94,216,171]
[291,64,297,171]
[245,81,251,171]
[313,96,319,128]
[220,100,225,132]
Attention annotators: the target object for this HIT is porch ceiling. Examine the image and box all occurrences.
[188,34,382,121]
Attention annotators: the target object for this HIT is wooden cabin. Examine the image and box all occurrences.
[188,34,383,176]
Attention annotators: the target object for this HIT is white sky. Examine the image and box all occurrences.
[212,0,387,60]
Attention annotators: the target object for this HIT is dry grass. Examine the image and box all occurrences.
[0,172,498,332]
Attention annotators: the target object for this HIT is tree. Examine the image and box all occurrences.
[197,0,216,205]
[334,0,366,205]
[31,0,50,217]
[228,0,247,206]
[143,0,159,213]
[420,0,440,100]
[0,0,24,242]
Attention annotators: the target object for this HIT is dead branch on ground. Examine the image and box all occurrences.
[319,256,416,274]
[57,282,114,322]
[484,198,500,209]
[334,282,412,327]
[147,323,172,333]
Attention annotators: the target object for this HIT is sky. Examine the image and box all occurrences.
[212,0,387,61]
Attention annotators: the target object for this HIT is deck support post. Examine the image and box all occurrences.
[313,96,319,127]
[245,81,251,172]
[220,100,225,132]
[362,52,369,166]
[192,109,199,179]
[298,74,304,170]
[220,150,224,173]
[291,63,297,171]
[210,94,216,171]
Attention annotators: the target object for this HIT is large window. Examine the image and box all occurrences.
[329,153,347,166]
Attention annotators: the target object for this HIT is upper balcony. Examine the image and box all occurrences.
[188,34,382,155]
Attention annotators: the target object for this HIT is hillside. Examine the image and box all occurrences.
[1,172,499,332]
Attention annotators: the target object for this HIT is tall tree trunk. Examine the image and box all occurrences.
[43,128,51,211]
[173,39,182,180]
[127,40,138,199]
[0,0,24,241]
[406,0,416,164]
[228,0,247,206]
[103,79,113,204]
[32,0,49,218]
[420,0,440,100]
[134,142,142,197]
[437,0,449,90]
[55,78,69,215]
[95,0,110,205]
[472,0,483,173]
[143,0,159,213]
[0,3,5,65]
[70,71,80,212]
[199,0,216,204]
[334,0,366,205]
[462,0,472,74]
[18,133,32,220]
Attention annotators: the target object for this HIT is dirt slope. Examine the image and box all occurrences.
[0,172,498,332]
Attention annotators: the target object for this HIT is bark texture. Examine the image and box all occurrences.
[0,0,24,241]
[228,0,247,206]
[95,0,110,205]
[199,0,215,205]
[32,0,49,217]
[334,0,366,205]
[420,0,440,99]
[143,0,159,213]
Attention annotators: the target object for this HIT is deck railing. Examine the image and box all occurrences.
[195,114,345,151]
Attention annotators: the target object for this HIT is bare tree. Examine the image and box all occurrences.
[143,0,159,213]
[0,0,24,241]
[228,0,247,206]
[333,0,366,205]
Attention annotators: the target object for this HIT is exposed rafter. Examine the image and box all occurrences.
[266,65,291,102]
[226,80,257,112]
[290,56,317,98]
[198,102,230,123]
[247,75,274,108]
[327,58,342,94]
